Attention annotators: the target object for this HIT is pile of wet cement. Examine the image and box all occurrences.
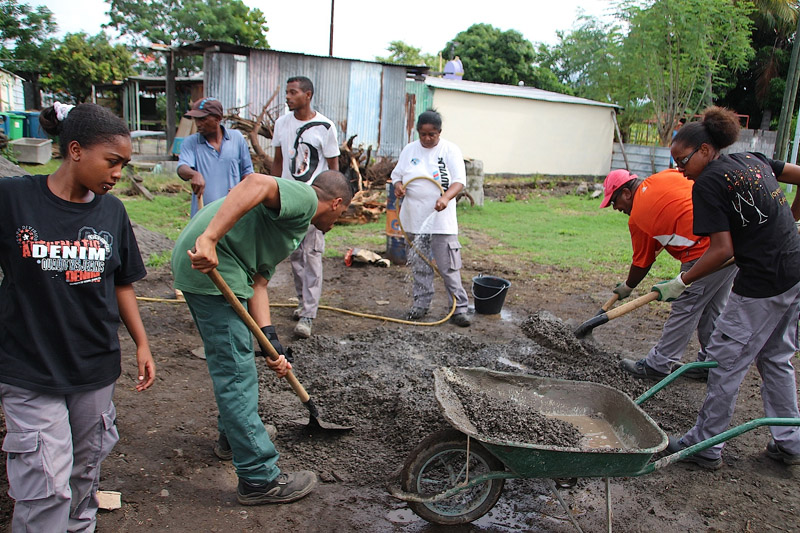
[449,381,583,447]
[257,311,659,486]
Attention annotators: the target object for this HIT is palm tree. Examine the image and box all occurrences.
[748,0,797,127]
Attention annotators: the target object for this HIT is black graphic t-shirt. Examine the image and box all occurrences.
[692,152,800,297]
[0,175,146,393]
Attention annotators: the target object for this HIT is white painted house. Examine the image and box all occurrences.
[0,68,25,112]
[424,77,619,176]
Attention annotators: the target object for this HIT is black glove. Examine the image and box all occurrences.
[258,325,285,358]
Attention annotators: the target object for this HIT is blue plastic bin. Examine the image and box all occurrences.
[23,112,47,139]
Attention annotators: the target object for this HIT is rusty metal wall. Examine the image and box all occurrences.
[404,80,433,144]
[346,61,382,152]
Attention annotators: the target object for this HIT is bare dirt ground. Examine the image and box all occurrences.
[2,187,799,533]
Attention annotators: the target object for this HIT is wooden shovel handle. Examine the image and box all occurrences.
[601,293,619,312]
[207,268,310,403]
[606,291,660,320]
[197,194,204,210]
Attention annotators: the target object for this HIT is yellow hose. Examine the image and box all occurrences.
[138,176,461,326]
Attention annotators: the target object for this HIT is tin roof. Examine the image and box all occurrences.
[424,77,619,109]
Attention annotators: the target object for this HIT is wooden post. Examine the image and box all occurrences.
[612,110,629,171]
[166,50,177,156]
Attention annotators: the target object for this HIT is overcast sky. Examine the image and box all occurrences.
[32,0,614,61]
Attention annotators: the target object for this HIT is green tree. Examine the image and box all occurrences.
[376,41,437,68]
[619,0,755,145]
[537,16,624,103]
[442,23,571,93]
[719,0,797,128]
[42,32,135,104]
[106,0,269,75]
[0,0,58,109]
[106,0,269,48]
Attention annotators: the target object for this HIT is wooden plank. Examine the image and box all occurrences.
[126,168,154,200]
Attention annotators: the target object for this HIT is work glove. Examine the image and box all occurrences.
[258,325,293,363]
[612,282,634,300]
[651,274,687,302]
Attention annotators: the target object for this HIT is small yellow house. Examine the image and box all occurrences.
[425,77,618,177]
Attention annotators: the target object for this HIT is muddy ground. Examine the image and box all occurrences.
[2,192,799,532]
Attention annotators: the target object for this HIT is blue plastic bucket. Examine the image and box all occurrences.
[472,275,511,314]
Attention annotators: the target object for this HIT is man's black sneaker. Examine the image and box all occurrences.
[666,436,723,471]
[619,358,669,380]
[213,424,278,461]
[766,438,800,465]
[237,471,317,505]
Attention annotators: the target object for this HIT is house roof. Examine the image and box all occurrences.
[424,77,619,109]
[0,67,24,81]
[173,41,430,78]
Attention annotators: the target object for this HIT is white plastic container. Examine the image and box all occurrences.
[10,138,52,164]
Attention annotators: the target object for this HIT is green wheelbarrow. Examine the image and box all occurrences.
[388,365,800,532]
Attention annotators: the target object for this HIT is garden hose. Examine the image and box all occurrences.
[137,175,461,325]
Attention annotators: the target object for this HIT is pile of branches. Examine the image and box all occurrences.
[336,134,396,224]
[226,93,396,225]
[225,86,282,174]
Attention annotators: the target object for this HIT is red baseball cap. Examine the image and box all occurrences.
[600,169,638,208]
[185,97,223,118]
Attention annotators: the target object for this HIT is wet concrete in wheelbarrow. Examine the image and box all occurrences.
[449,379,584,448]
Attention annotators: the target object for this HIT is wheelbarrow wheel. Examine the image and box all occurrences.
[401,429,505,525]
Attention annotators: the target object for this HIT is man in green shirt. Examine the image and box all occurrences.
[172,170,351,505]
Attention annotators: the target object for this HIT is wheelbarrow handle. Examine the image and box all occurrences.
[641,417,800,476]
[207,268,311,403]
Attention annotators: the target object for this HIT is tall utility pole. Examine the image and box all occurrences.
[329,0,335,56]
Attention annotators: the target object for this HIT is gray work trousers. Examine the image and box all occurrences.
[406,233,469,314]
[290,225,325,319]
[681,279,800,459]
[646,261,737,373]
[0,382,118,533]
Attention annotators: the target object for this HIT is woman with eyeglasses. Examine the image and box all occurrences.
[652,106,800,469]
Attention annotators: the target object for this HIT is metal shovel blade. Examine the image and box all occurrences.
[290,398,354,432]
[574,314,609,339]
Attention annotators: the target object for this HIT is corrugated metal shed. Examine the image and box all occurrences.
[186,41,411,159]
[347,62,382,151]
[379,67,407,157]
[204,52,248,116]
[248,52,282,116]
[277,53,351,144]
